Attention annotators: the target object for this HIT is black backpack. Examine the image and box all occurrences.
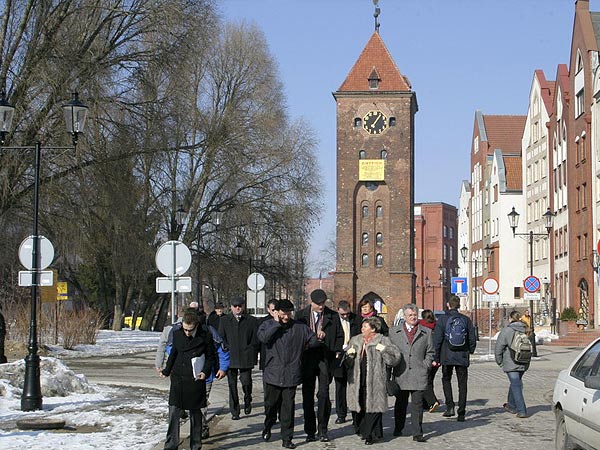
[444,315,468,350]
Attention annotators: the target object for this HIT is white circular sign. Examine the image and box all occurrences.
[18,236,55,270]
[155,241,192,276]
[482,277,499,295]
[247,272,266,291]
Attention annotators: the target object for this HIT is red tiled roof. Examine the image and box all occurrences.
[482,115,526,154]
[503,155,522,191]
[338,32,411,92]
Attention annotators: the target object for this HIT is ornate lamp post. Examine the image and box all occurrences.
[508,206,555,358]
[0,92,88,411]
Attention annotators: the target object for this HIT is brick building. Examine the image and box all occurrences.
[333,30,417,323]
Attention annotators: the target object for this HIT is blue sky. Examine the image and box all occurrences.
[220,0,584,274]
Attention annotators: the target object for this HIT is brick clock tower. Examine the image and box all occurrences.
[333,29,417,323]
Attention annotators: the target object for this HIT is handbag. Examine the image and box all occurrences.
[386,370,400,396]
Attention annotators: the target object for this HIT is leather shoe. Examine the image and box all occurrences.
[231,414,240,420]
[413,435,427,442]
[305,434,317,442]
[393,430,403,437]
[457,415,465,422]
[319,432,330,442]
[262,428,272,442]
[201,426,210,439]
[335,417,346,424]
[516,413,529,418]
[442,406,455,417]
[244,405,252,415]
[365,438,374,445]
[503,403,517,414]
[282,441,296,449]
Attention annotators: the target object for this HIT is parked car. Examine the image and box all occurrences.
[552,337,600,450]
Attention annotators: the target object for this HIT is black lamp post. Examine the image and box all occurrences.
[0,91,88,411]
[508,206,555,358]
[460,243,492,340]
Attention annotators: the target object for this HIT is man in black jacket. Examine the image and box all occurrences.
[258,299,319,449]
[296,289,344,442]
[333,300,360,424]
[218,297,259,420]
[432,295,477,422]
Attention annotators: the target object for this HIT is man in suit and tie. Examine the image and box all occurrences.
[295,289,344,442]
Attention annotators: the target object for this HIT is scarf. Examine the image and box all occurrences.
[404,322,418,344]
[361,310,376,319]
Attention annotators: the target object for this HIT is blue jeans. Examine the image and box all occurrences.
[506,371,526,415]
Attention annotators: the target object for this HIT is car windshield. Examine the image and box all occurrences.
[570,340,600,381]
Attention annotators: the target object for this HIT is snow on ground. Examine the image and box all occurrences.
[0,329,165,449]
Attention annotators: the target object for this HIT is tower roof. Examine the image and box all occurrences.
[337,32,411,92]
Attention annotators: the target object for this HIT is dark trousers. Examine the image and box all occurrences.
[301,356,332,436]
[423,365,440,408]
[394,390,424,436]
[263,378,282,423]
[227,368,252,416]
[164,405,202,450]
[334,371,348,419]
[441,365,468,416]
[264,383,296,442]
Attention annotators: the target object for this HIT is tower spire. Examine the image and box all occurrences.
[373,0,381,33]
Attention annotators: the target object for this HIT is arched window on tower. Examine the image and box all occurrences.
[376,205,383,217]
[354,117,362,128]
[359,150,366,159]
[376,253,383,267]
[376,232,383,245]
[362,254,369,267]
[362,205,369,218]
[362,232,369,245]
[389,117,396,126]
[380,149,388,160]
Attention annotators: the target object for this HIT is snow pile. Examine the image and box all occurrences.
[47,329,160,358]
[0,357,96,398]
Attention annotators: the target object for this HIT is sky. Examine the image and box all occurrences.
[220,0,585,274]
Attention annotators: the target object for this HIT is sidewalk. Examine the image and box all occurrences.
[152,378,229,450]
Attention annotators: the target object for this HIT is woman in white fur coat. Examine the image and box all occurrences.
[345,316,401,444]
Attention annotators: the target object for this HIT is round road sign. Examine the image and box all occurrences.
[18,236,55,270]
[155,240,192,276]
[247,272,266,291]
[482,277,499,295]
[523,275,541,293]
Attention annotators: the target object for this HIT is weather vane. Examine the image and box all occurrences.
[373,0,381,32]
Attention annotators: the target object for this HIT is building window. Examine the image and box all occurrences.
[359,150,366,159]
[380,149,388,160]
[362,232,369,245]
[354,117,362,128]
[362,253,369,267]
[376,253,383,267]
[389,117,396,126]
[376,232,383,245]
[449,227,454,239]
[576,89,584,117]
[362,205,369,218]
[376,205,383,217]
[514,287,521,299]
[449,245,454,261]
[443,225,448,238]
[443,244,448,260]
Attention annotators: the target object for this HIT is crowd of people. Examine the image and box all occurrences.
[155,290,532,449]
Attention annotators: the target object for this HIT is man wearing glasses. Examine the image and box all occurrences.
[218,297,259,420]
[161,310,216,450]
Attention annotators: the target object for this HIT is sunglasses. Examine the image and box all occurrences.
[182,326,196,333]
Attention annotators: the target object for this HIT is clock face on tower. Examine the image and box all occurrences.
[363,110,387,135]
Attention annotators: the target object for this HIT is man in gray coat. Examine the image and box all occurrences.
[494,310,530,418]
[389,303,434,443]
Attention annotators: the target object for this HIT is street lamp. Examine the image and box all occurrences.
[460,243,492,340]
[0,91,88,411]
[508,206,555,358]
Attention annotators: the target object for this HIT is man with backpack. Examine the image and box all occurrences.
[494,310,531,418]
[432,295,477,422]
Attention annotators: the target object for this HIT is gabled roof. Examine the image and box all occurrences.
[338,32,411,92]
[534,70,555,114]
[482,115,526,154]
[503,154,522,191]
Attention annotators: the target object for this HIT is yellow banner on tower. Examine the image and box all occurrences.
[358,160,385,181]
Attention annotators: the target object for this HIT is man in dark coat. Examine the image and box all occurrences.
[0,309,7,364]
[218,296,259,420]
[333,300,360,424]
[296,289,344,442]
[207,301,225,330]
[258,299,319,449]
[433,295,477,422]
[161,310,216,450]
